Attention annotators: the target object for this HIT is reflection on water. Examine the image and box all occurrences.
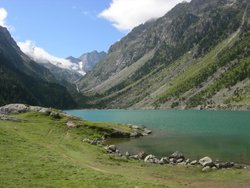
[66,109,250,164]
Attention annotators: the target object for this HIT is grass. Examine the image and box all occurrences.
[0,112,250,187]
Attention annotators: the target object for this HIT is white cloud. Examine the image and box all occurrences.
[17,40,85,75]
[0,7,14,31]
[0,8,8,27]
[99,0,191,31]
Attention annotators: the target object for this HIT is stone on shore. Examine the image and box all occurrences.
[144,155,159,163]
[199,156,214,167]
[137,151,147,160]
[0,104,29,114]
[202,166,211,172]
[169,151,185,163]
[108,145,117,152]
[190,160,198,165]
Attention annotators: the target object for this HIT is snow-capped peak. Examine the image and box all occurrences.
[17,40,86,76]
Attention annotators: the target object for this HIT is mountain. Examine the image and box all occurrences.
[78,0,250,110]
[79,51,107,72]
[16,42,86,84]
[0,26,77,109]
[66,50,107,73]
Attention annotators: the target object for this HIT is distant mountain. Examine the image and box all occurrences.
[79,51,107,72]
[17,42,86,84]
[0,26,77,109]
[78,0,250,110]
[66,56,81,64]
[66,50,107,73]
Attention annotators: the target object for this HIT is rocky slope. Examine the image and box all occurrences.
[0,26,77,108]
[67,50,107,73]
[78,0,250,110]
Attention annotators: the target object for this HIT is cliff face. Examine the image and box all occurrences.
[77,0,250,109]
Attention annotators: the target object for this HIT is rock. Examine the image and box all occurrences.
[143,129,152,135]
[216,162,234,169]
[130,132,140,137]
[137,151,147,160]
[130,155,139,160]
[185,159,190,164]
[169,158,175,163]
[212,166,217,170]
[202,166,211,172]
[177,162,186,166]
[0,104,29,115]
[125,152,130,157]
[199,157,214,167]
[190,160,198,165]
[144,155,156,163]
[66,121,77,128]
[176,158,184,163]
[39,108,51,115]
[234,164,245,169]
[159,158,166,165]
[169,151,185,161]
[29,106,43,112]
[108,145,117,152]
[131,125,141,129]
[50,111,61,119]
[161,157,169,164]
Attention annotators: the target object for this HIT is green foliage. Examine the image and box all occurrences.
[187,33,250,107]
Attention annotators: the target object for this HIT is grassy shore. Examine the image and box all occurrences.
[0,112,250,188]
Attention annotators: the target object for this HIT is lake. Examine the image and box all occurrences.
[65,109,250,164]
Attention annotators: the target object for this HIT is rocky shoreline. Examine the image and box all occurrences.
[82,136,249,172]
[102,145,249,172]
[1,104,249,172]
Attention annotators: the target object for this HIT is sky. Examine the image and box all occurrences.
[0,0,189,60]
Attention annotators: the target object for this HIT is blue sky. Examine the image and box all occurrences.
[0,0,125,57]
[0,0,188,59]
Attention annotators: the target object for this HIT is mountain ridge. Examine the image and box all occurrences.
[0,26,77,109]
[77,0,250,110]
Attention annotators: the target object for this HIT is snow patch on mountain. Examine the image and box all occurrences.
[17,40,86,75]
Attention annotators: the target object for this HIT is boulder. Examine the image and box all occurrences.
[39,108,51,115]
[0,104,29,114]
[216,162,234,169]
[176,158,184,163]
[144,155,155,163]
[190,160,198,165]
[108,145,117,152]
[130,132,140,137]
[199,157,214,167]
[159,157,169,165]
[50,111,61,119]
[202,166,211,172]
[169,151,185,162]
[130,132,139,137]
[130,155,139,160]
[131,125,142,130]
[143,129,152,135]
[29,106,43,112]
[137,151,147,160]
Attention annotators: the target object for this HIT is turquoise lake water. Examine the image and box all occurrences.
[65,109,250,164]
